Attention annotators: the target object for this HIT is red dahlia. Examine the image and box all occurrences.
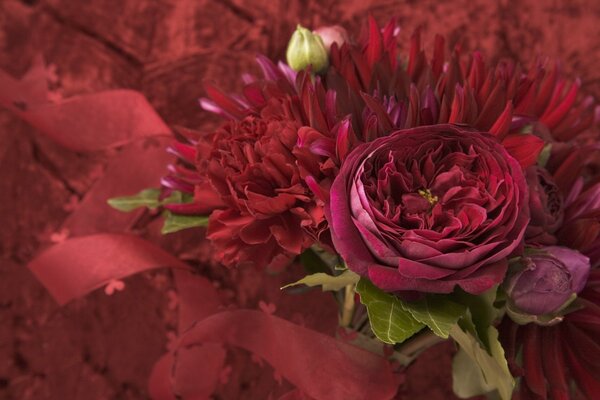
[500,145,600,399]
[200,98,325,269]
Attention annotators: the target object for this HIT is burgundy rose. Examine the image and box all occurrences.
[525,166,564,245]
[200,99,324,269]
[505,246,590,317]
[327,124,529,294]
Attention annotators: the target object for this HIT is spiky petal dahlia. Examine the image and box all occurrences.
[499,144,600,399]
[164,18,597,281]
[295,17,597,202]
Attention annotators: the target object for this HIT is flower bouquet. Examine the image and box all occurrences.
[3,15,599,400]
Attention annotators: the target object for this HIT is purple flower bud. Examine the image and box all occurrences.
[505,246,590,316]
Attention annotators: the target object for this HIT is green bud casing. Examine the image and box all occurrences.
[286,25,329,73]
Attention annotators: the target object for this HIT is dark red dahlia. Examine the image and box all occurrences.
[525,166,564,245]
[501,145,600,399]
[161,128,226,216]
[199,98,324,269]
[294,18,597,207]
[162,18,598,278]
[500,268,600,400]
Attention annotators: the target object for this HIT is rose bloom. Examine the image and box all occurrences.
[327,124,529,294]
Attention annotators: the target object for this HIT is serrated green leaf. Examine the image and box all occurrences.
[161,211,209,234]
[107,188,162,212]
[281,270,359,291]
[402,295,466,339]
[356,278,424,344]
[450,325,514,400]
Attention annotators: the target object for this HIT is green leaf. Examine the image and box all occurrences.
[450,324,515,400]
[281,270,360,292]
[518,124,533,134]
[453,287,499,351]
[402,295,466,339]
[299,247,333,274]
[537,143,552,168]
[108,189,194,212]
[452,348,498,399]
[161,211,209,234]
[161,190,194,205]
[107,188,162,212]
[356,278,424,344]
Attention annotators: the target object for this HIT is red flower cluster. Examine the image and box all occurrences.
[161,17,599,397]
[500,145,600,399]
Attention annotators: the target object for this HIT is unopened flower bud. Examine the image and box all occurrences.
[286,25,328,73]
[313,25,349,52]
[505,246,590,322]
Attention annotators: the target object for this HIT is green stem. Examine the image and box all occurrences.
[395,330,445,366]
[340,284,355,327]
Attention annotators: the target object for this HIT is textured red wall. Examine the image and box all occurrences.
[1,0,599,399]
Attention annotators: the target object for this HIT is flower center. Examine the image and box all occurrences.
[417,188,439,206]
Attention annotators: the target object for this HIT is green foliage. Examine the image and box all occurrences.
[107,188,162,212]
[449,286,514,399]
[298,247,335,274]
[452,287,500,351]
[450,325,514,400]
[353,278,513,399]
[452,348,498,399]
[402,295,466,339]
[537,143,552,167]
[108,189,192,212]
[281,270,359,292]
[161,211,209,234]
[355,279,424,344]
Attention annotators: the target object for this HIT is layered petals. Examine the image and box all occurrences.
[327,124,529,294]
[200,99,322,269]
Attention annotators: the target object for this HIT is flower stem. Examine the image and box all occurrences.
[395,331,445,365]
[340,284,355,327]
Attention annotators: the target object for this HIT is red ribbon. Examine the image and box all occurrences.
[3,60,402,400]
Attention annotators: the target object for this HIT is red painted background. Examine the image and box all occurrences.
[1,0,599,398]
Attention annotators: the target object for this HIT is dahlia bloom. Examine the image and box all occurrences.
[202,98,324,269]
[165,18,595,272]
[149,16,600,398]
[500,269,600,399]
[524,166,564,245]
[500,149,600,399]
[294,18,596,203]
